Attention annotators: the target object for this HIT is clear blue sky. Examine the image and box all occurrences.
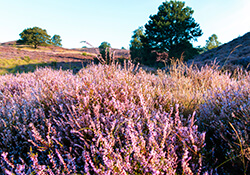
[0,0,249,49]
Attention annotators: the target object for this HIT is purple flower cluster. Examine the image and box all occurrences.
[0,63,206,174]
[0,61,249,174]
[199,81,250,174]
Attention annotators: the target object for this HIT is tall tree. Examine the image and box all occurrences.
[129,26,145,62]
[205,34,221,50]
[144,0,202,62]
[51,34,62,47]
[18,27,51,48]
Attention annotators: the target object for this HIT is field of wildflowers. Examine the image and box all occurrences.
[0,60,249,174]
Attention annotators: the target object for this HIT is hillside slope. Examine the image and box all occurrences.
[0,45,96,74]
[0,41,130,59]
[188,32,250,70]
[0,43,131,74]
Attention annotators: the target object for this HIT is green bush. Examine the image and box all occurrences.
[82,52,87,56]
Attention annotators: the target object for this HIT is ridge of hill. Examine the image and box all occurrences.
[1,32,249,72]
[0,41,130,59]
[188,32,250,70]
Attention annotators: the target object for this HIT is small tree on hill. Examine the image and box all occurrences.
[99,42,111,63]
[205,34,221,50]
[18,27,51,48]
[51,34,62,47]
[143,0,202,64]
[99,41,111,51]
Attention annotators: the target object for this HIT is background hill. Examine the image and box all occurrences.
[0,41,130,60]
[1,31,249,75]
[0,42,130,74]
[188,32,250,70]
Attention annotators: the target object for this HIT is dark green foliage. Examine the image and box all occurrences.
[205,34,221,50]
[99,41,111,51]
[143,0,202,63]
[51,34,62,47]
[169,40,199,60]
[18,27,51,48]
[130,27,145,63]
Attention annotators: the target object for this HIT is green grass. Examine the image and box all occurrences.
[0,57,56,75]
[0,57,89,75]
[82,52,95,56]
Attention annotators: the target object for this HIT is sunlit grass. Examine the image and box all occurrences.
[14,45,97,55]
[0,57,56,75]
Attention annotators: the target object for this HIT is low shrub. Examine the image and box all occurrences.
[0,60,249,174]
[82,52,88,56]
[198,84,250,174]
[0,63,206,174]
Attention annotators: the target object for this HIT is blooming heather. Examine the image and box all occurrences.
[0,61,249,174]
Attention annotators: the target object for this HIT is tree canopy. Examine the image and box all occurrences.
[18,27,51,48]
[205,34,221,50]
[139,0,202,64]
[99,42,111,50]
[51,34,62,47]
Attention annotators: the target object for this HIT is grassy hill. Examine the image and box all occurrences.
[0,42,131,75]
[0,44,96,75]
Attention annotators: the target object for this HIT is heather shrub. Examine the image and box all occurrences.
[0,63,206,174]
[152,61,250,174]
[1,60,249,174]
[198,78,250,174]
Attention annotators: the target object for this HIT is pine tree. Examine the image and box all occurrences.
[144,0,202,62]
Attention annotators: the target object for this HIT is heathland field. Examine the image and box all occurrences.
[0,58,249,174]
[1,0,249,173]
[0,45,96,75]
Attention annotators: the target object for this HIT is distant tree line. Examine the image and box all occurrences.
[130,0,221,66]
[18,26,62,48]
